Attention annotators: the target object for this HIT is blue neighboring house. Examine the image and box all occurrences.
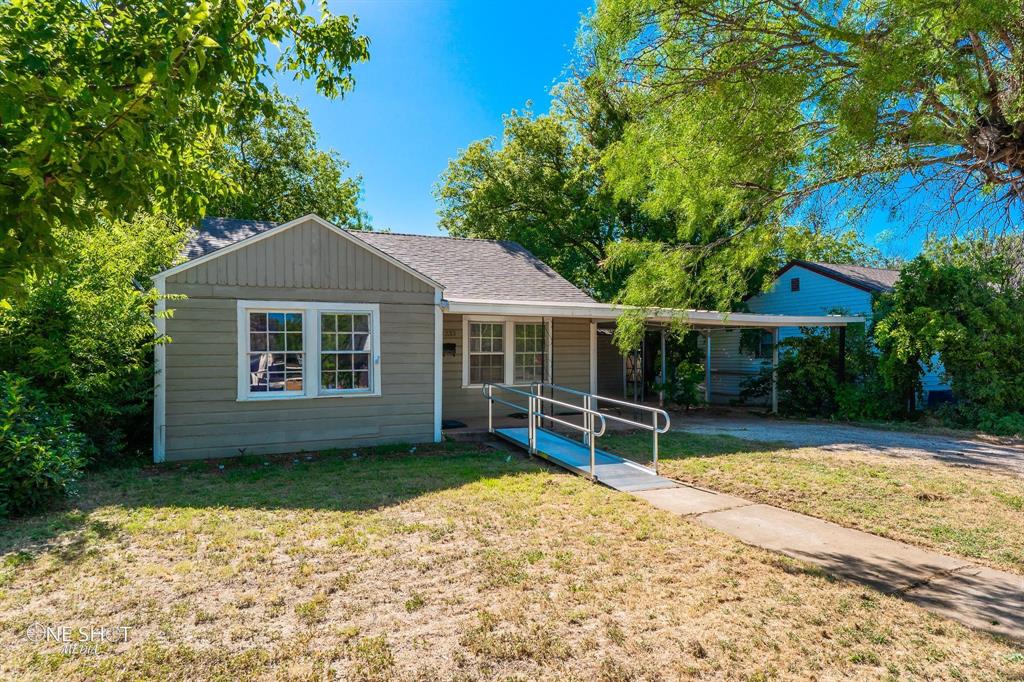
[703,260,950,406]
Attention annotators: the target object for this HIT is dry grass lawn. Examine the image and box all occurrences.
[604,432,1024,576]
[1,442,1022,681]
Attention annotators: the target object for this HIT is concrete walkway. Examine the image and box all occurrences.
[634,483,1024,643]
[672,414,1024,477]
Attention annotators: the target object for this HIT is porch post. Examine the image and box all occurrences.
[837,325,847,384]
[659,327,667,407]
[771,327,780,415]
[589,321,597,394]
[704,331,712,404]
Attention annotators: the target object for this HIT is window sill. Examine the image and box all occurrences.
[237,391,382,402]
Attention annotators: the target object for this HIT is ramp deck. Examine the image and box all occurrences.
[494,427,678,492]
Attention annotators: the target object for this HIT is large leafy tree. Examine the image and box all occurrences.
[875,234,1024,424]
[592,0,1024,230]
[435,82,675,300]
[587,0,1022,346]
[206,91,365,226]
[0,0,369,291]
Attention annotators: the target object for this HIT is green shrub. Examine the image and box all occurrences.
[0,214,186,460]
[654,360,705,409]
[0,372,86,517]
[741,323,911,420]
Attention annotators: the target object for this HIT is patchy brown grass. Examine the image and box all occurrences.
[605,431,1024,576]
[1,442,1021,680]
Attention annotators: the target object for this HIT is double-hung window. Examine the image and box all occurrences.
[468,322,505,385]
[513,323,544,383]
[238,302,381,400]
[464,318,546,386]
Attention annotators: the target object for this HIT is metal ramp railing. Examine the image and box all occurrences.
[481,383,671,480]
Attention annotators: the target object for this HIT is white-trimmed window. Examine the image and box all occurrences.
[513,323,544,383]
[247,311,305,395]
[237,301,381,400]
[463,318,546,386]
[468,322,505,385]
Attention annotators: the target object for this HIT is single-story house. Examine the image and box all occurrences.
[152,214,861,462]
[703,259,950,404]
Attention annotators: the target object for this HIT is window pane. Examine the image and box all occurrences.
[250,333,267,351]
[249,313,267,332]
[339,334,353,350]
[338,354,353,371]
[286,333,303,351]
[470,354,504,385]
[269,333,285,351]
[322,314,336,332]
[321,355,337,371]
[322,333,336,351]
[285,313,302,331]
[338,372,354,389]
[322,372,337,390]
[354,371,369,389]
[268,313,285,332]
[353,315,369,332]
[352,353,369,371]
[338,315,352,332]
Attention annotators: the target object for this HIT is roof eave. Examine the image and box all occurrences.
[443,298,863,327]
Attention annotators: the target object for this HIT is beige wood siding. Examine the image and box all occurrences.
[441,314,592,422]
[162,221,437,460]
[167,218,436,295]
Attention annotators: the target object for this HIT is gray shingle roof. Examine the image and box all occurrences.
[184,217,279,260]
[351,231,595,303]
[180,217,596,304]
[790,260,901,293]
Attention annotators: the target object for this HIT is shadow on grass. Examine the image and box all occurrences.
[600,431,781,466]
[0,441,542,559]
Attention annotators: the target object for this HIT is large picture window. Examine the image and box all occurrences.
[463,318,546,386]
[237,302,380,400]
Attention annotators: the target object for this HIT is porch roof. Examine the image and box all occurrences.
[443,298,863,328]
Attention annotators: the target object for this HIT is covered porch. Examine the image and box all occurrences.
[439,299,861,431]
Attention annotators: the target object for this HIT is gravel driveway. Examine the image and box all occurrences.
[671,414,1024,477]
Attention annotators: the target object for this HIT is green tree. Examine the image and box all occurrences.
[206,91,365,226]
[0,214,188,458]
[591,0,1024,233]
[875,234,1024,431]
[586,0,1022,348]
[0,0,369,291]
[435,82,674,300]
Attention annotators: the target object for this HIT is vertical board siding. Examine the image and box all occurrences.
[167,219,435,294]
[161,219,438,460]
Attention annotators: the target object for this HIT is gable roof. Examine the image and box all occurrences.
[350,231,595,303]
[171,216,595,304]
[161,214,443,290]
[779,259,900,293]
[183,217,279,260]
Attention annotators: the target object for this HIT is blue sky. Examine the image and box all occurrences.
[275,0,590,236]
[275,0,932,257]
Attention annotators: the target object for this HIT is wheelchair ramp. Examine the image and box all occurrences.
[495,427,678,492]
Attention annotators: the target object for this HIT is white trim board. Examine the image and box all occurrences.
[154,213,444,292]
[152,277,167,463]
